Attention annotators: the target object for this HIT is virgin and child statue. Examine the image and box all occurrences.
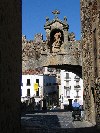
[52,32,62,53]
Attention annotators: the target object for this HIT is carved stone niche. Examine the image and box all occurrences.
[49,28,64,53]
[44,13,69,53]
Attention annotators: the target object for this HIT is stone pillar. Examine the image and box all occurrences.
[80,0,100,128]
[0,1,22,133]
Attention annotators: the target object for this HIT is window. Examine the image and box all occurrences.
[76,90,79,96]
[36,88,39,96]
[36,79,39,96]
[74,90,79,98]
[27,89,30,96]
[36,79,39,84]
[66,73,69,79]
[66,90,70,98]
[27,79,30,86]
[76,81,79,86]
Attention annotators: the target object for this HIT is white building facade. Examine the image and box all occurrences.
[60,70,83,109]
[21,74,57,106]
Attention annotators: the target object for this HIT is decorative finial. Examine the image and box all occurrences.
[52,9,60,19]
[46,17,49,22]
[64,16,67,22]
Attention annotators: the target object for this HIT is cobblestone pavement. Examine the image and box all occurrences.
[21,111,99,133]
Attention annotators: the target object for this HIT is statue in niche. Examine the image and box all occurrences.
[52,32,62,53]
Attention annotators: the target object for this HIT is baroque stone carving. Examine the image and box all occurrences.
[52,32,62,53]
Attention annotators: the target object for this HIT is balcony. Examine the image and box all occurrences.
[74,76,80,81]
[64,86,71,90]
[74,96,80,98]
[64,77,71,81]
[66,96,70,98]
[74,85,80,89]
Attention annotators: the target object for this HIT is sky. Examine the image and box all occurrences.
[22,0,81,41]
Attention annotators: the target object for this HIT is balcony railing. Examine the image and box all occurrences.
[74,85,80,89]
[74,76,80,80]
[74,96,80,98]
[64,77,71,81]
[64,86,71,89]
[66,96,70,98]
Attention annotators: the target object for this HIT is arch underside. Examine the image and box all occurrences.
[47,64,82,78]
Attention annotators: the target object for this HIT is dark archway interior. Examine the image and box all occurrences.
[49,29,64,52]
[48,64,82,78]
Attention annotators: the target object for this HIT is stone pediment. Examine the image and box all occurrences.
[44,19,69,30]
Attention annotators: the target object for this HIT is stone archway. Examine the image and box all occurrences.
[1,1,100,133]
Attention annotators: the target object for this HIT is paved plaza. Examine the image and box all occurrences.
[21,111,99,133]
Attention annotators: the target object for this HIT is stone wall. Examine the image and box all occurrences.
[0,0,22,133]
[80,0,100,128]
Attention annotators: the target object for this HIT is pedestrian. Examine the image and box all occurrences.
[72,99,81,120]
[72,99,80,110]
